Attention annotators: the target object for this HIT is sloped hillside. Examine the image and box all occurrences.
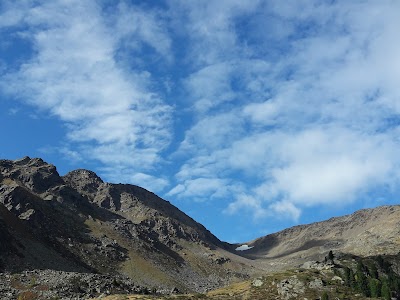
[94,252,400,299]
[0,157,256,298]
[240,205,400,271]
[2,156,400,299]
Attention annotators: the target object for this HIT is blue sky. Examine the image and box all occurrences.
[1,0,400,243]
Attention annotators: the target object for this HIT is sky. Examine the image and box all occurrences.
[1,0,400,243]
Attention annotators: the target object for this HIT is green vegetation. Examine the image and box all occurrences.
[338,253,400,299]
[92,252,400,300]
[6,251,400,299]
[368,278,381,297]
[381,280,391,300]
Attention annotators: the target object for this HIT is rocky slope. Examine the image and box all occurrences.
[90,252,400,299]
[0,157,256,297]
[2,156,400,299]
[241,205,400,271]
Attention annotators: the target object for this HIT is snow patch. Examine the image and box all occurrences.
[235,244,253,251]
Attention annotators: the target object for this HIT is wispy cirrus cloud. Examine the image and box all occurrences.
[169,0,261,65]
[2,0,400,231]
[167,0,400,222]
[0,0,172,191]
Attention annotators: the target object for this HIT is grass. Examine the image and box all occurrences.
[121,250,173,286]
[89,266,373,300]
[207,280,251,299]
[1,177,17,186]
[85,218,176,288]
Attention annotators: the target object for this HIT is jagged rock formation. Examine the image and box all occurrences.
[63,168,222,246]
[0,157,255,297]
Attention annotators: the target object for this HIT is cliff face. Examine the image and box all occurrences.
[0,157,255,293]
[62,168,223,247]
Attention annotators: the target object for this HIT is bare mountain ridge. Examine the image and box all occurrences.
[242,205,400,271]
[1,156,400,299]
[0,157,255,294]
[63,168,220,245]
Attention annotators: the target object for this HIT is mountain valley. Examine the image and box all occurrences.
[1,157,400,299]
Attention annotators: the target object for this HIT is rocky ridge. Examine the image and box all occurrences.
[241,205,400,271]
[0,157,256,298]
[2,156,400,299]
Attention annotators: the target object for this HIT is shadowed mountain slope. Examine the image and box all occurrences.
[2,156,400,299]
[0,157,256,293]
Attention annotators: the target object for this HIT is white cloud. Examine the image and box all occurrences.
[223,127,398,218]
[227,133,274,173]
[170,1,400,222]
[58,147,83,163]
[224,194,267,220]
[185,62,235,113]
[114,2,172,59]
[167,184,185,196]
[167,177,230,201]
[0,0,172,182]
[276,128,394,204]
[185,59,272,113]
[0,1,31,28]
[7,107,19,115]
[269,201,301,221]
[243,100,279,125]
[169,0,261,65]
[2,1,400,229]
[99,167,169,193]
[178,111,243,154]
[130,173,169,193]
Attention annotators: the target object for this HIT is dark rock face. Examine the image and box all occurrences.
[0,157,253,297]
[0,208,17,268]
[63,169,223,247]
[1,157,64,194]
[63,169,104,196]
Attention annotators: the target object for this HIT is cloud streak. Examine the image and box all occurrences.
[1,1,400,229]
[168,0,400,221]
[0,0,172,191]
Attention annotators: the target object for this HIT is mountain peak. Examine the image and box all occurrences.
[13,156,31,165]
[1,157,246,294]
[63,169,104,195]
[64,169,104,184]
[0,156,63,193]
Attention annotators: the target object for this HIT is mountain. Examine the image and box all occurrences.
[240,205,400,271]
[96,205,400,300]
[1,156,400,300]
[0,157,256,298]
